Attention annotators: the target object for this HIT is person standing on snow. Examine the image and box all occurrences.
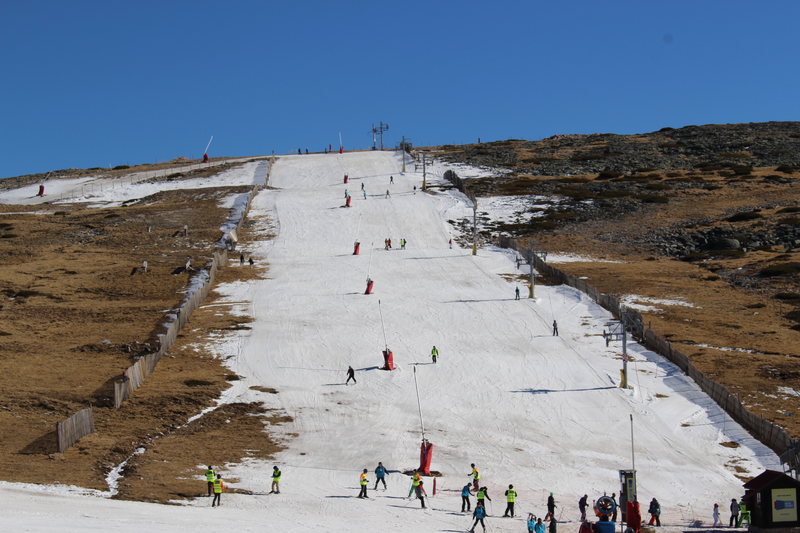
[358,469,369,498]
[730,498,740,527]
[533,517,546,533]
[361,182,365,191]
[408,470,421,498]
[415,479,428,508]
[390,175,394,184]
[462,482,473,512]
[549,515,557,533]
[528,514,537,533]
[374,462,387,490]
[385,189,390,198]
[363,189,367,199]
[211,474,225,507]
[553,320,559,336]
[648,498,661,526]
[579,494,589,521]
[204,465,216,497]
[713,503,721,527]
[270,465,281,494]
[468,463,480,493]
[346,366,356,385]
[431,346,439,364]
[504,484,517,517]
[611,493,618,522]
[545,492,557,520]
[476,486,491,508]
[515,286,520,300]
[470,502,487,532]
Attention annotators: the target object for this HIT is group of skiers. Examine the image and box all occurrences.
[204,462,748,530]
[383,237,408,250]
[203,465,281,507]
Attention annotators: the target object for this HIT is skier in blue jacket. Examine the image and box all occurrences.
[470,502,487,532]
[462,483,473,512]
[374,462,387,490]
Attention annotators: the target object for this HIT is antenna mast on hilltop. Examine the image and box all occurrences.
[371,121,389,150]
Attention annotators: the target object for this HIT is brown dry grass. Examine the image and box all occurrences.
[0,185,286,499]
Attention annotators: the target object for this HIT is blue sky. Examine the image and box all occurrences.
[1,1,799,178]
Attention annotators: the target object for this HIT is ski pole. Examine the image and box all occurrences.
[366,242,374,281]
[378,299,389,352]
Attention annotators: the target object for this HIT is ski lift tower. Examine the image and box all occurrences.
[603,320,630,388]
[371,121,389,150]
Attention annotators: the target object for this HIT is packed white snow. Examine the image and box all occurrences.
[619,295,698,313]
[426,157,510,180]
[0,157,262,207]
[547,254,627,264]
[2,151,778,532]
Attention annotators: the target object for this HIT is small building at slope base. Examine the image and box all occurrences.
[743,469,800,533]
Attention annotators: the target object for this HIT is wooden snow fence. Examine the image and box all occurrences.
[56,406,94,453]
[497,233,798,466]
[113,184,262,409]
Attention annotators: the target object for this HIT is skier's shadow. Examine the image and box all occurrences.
[409,362,434,366]
[443,298,515,303]
[512,386,615,394]
[356,366,380,371]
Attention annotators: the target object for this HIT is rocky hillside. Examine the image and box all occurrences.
[438,121,800,176]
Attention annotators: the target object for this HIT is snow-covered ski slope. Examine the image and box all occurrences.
[4,150,778,532]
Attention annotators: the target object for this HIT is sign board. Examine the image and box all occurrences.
[771,487,798,522]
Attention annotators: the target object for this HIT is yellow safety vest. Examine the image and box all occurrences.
[213,479,223,493]
[477,489,486,500]
[412,475,421,487]
[473,469,480,480]
[360,474,367,486]
[273,470,281,482]
[205,469,215,482]
[507,489,517,502]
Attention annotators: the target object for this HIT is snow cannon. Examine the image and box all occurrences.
[365,278,374,295]
[418,439,433,475]
[203,153,209,163]
[382,349,395,371]
[353,241,360,255]
[37,185,45,197]
[594,495,617,521]
[345,196,352,207]
[343,174,348,184]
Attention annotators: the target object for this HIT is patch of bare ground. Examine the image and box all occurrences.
[0,183,283,498]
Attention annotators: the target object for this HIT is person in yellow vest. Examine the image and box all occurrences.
[204,465,215,497]
[476,486,492,508]
[468,463,480,493]
[211,474,225,507]
[504,484,518,517]
[408,470,422,498]
[431,346,439,364]
[358,469,369,499]
[270,465,281,494]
